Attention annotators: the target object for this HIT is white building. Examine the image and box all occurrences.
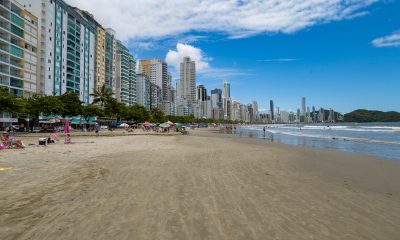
[177,56,196,116]
[22,0,96,104]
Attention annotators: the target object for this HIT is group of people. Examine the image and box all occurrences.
[0,131,26,149]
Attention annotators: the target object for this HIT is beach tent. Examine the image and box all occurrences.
[175,123,184,128]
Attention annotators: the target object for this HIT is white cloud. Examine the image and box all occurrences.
[65,0,378,41]
[165,43,210,72]
[372,31,400,48]
[165,43,252,81]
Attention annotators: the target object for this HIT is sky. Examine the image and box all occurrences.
[66,0,400,113]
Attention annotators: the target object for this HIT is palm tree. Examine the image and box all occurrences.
[90,85,113,107]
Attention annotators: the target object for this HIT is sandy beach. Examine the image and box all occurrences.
[0,129,399,240]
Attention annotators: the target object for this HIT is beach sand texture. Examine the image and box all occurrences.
[0,129,399,240]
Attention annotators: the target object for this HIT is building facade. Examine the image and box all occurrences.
[24,0,96,104]
[105,28,116,93]
[136,73,151,110]
[0,0,39,97]
[177,56,196,116]
[115,40,136,106]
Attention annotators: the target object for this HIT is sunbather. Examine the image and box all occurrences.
[1,131,25,148]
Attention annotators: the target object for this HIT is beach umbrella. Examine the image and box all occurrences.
[159,123,170,128]
[167,121,174,125]
[143,122,152,126]
[119,123,129,128]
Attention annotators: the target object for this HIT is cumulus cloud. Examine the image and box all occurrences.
[65,0,378,41]
[372,31,400,48]
[165,43,252,80]
[165,43,210,72]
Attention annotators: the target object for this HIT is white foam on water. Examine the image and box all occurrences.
[264,129,400,145]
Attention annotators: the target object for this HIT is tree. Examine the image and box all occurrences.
[150,108,165,123]
[26,95,64,129]
[124,104,150,123]
[104,98,126,120]
[0,87,24,115]
[90,85,113,107]
[59,92,83,117]
[82,105,103,123]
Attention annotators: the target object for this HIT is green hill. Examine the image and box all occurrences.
[344,109,400,122]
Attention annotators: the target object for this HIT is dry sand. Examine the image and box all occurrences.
[0,129,399,240]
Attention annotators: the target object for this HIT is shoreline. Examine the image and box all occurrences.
[226,125,400,161]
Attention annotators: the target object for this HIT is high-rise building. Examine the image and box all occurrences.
[105,28,116,93]
[150,82,162,110]
[196,85,207,101]
[177,56,196,116]
[319,108,325,122]
[312,106,317,123]
[115,40,136,106]
[223,80,230,98]
[140,58,169,114]
[136,73,151,110]
[252,101,259,122]
[301,97,306,116]
[0,0,39,98]
[24,0,97,104]
[73,8,107,93]
[269,100,274,122]
[211,88,222,119]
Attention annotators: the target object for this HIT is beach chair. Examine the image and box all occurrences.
[50,133,59,142]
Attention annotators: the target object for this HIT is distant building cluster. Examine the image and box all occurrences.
[261,97,341,124]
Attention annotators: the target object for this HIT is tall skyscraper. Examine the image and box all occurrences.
[301,97,306,116]
[136,74,151,110]
[269,100,274,122]
[252,100,259,121]
[223,80,230,98]
[177,57,196,116]
[115,40,136,106]
[211,88,222,119]
[0,0,39,98]
[25,0,97,104]
[196,85,207,101]
[140,58,169,114]
[105,28,117,93]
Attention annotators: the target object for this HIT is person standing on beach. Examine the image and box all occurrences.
[95,123,100,136]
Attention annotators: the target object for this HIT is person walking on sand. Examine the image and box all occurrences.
[95,122,100,136]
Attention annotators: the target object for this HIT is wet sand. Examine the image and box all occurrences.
[0,129,399,240]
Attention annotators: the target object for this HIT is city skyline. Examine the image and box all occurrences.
[64,0,400,114]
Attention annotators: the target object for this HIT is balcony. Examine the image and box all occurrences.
[10,67,23,78]
[0,54,8,63]
[10,59,22,68]
[0,43,8,53]
[0,66,9,74]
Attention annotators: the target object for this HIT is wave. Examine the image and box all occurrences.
[263,129,400,145]
[241,125,400,133]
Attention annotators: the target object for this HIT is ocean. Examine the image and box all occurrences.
[235,122,400,160]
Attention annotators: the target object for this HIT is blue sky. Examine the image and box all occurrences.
[68,0,400,113]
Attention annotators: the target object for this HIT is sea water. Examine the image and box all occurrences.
[236,122,400,160]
